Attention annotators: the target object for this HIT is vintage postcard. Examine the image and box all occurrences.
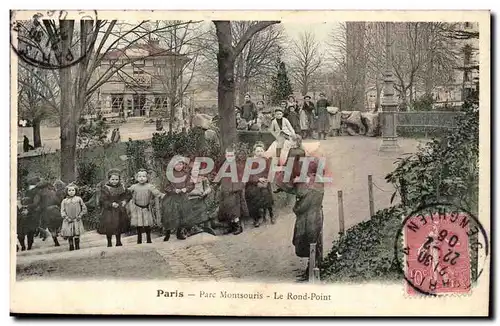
[10,10,491,316]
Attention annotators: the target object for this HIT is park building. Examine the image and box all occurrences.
[94,39,190,119]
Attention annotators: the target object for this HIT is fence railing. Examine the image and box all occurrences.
[396,111,463,128]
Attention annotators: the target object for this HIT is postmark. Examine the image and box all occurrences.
[394,203,489,296]
[10,10,98,69]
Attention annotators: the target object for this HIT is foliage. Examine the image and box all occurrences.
[409,94,435,111]
[320,206,405,282]
[125,139,150,183]
[77,117,110,150]
[76,161,100,186]
[269,59,293,105]
[17,165,29,196]
[386,105,479,213]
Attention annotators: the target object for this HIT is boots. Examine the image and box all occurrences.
[53,236,60,247]
[176,228,187,240]
[232,219,243,235]
[137,227,143,244]
[269,207,276,224]
[145,226,152,243]
[68,237,75,251]
[164,231,170,242]
[106,235,113,247]
[115,234,123,246]
[74,237,80,250]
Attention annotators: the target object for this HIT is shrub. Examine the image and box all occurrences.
[386,105,479,213]
[409,94,434,111]
[320,206,405,282]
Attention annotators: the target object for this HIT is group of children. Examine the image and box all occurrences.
[235,93,332,141]
[44,140,278,251]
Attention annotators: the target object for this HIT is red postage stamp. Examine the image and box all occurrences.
[403,208,474,296]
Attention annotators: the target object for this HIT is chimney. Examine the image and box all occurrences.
[149,37,160,46]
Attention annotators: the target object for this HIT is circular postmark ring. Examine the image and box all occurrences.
[10,10,98,70]
[393,202,489,297]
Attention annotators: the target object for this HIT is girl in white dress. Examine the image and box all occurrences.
[60,184,87,251]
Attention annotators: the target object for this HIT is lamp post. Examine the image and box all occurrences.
[379,22,400,152]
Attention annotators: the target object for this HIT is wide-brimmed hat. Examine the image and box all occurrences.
[274,108,284,113]
[304,95,311,100]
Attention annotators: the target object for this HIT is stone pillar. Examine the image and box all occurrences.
[379,22,400,152]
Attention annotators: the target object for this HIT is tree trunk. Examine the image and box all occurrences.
[215,22,237,151]
[236,55,245,106]
[59,20,77,183]
[400,84,408,112]
[375,75,382,109]
[32,119,42,148]
[301,76,308,97]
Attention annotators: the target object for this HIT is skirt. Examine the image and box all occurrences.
[60,219,85,237]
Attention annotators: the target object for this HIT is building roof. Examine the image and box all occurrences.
[102,41,186,60]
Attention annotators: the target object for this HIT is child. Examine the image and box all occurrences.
[127,169,165,244]
[184,163,215,236]
[98,169,131,247]
[216,146,248,235]
[236,111,249,130]
[161,155,194,241]
[270,108,296,159]
[245,142,275,226]
[60,184,87,251]
[287,105,301,134]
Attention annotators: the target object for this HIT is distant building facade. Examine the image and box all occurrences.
[95,39,189,118]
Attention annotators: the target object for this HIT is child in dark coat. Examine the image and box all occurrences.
[287,105,301,134]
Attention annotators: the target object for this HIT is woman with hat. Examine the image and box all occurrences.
[301,95,316,139]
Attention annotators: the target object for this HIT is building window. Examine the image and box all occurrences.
[133,94,147,117]
[154,95,168,111]
[111,94,124,113]
[465,22,471,29]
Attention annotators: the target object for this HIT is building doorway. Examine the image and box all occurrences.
[133,94,147,117]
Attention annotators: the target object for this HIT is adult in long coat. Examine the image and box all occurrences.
[17,181,41,251]
[315,93,331,140]
[275,151,324,269]
[28,180,64,247]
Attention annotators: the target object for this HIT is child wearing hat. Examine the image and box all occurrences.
[270,108,296,158]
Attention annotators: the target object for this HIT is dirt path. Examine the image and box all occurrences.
[16,137,424,283]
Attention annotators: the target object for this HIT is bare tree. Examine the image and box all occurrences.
[17,62,59,148]
[199,22,283,106]
[17,19,195,182]
[233,22,284,104]
[330,23,368,110]
[288,30,323,97]
[213,20,280,151]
